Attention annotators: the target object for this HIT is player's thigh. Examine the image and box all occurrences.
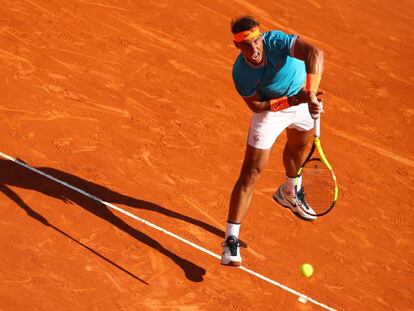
[240,144,271,176]
[286,127,312,151]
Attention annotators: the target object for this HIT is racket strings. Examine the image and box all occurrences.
[300,159,336,214]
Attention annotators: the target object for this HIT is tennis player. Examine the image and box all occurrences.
[221,16,324,266]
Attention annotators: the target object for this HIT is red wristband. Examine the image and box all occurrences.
[305,74,321,93]
[270,97,290,112]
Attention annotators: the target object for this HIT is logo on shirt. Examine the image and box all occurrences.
[253,135,260,141]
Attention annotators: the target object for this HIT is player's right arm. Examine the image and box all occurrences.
[242,91,307,113]
[242,92,270,113]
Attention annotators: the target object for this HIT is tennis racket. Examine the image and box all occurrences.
[295,116,338,217]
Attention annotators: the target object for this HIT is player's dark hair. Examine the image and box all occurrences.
[230,16,260,34]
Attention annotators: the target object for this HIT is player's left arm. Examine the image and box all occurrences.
[292,37,324,117]
[292,36,324,76]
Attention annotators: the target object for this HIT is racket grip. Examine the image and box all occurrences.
[314,117,321,137]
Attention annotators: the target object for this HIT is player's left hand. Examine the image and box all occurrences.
[306,92,324,119]
[290,89,324,106]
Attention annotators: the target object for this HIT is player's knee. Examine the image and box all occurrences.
[296,142,309,152]
[239,166,262,188]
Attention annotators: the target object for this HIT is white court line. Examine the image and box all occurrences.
[0,151,336,311]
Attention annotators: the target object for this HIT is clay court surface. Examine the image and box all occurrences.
[0,0,413,310]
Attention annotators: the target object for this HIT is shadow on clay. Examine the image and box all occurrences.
[0,183,149,285]
[0,158,213,283]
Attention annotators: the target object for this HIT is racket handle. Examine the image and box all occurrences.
[314,117,321,137]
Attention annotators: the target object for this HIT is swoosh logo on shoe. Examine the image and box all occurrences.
[285,195,296,207]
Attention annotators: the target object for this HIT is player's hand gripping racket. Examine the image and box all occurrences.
[295,116,338,217]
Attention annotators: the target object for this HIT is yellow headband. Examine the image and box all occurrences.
[233,26,260,42]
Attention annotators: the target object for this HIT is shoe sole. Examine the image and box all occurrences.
[220,260,241,267]
[273,192,316,222]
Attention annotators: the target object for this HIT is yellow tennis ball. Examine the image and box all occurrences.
[300,263,314,278]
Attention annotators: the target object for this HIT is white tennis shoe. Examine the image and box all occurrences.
[220,235,241,266]
[273,184,317,221]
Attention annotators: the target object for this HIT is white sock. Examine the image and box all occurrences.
[284,176,301,193]
[225,222,240,239]
[297,175,302,191]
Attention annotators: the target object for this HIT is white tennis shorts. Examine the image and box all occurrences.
[247,103,313,150]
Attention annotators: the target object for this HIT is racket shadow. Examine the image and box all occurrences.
[0,158,210,282]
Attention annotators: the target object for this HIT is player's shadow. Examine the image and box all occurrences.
[0,158,212,282]
[0,183,148,284]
